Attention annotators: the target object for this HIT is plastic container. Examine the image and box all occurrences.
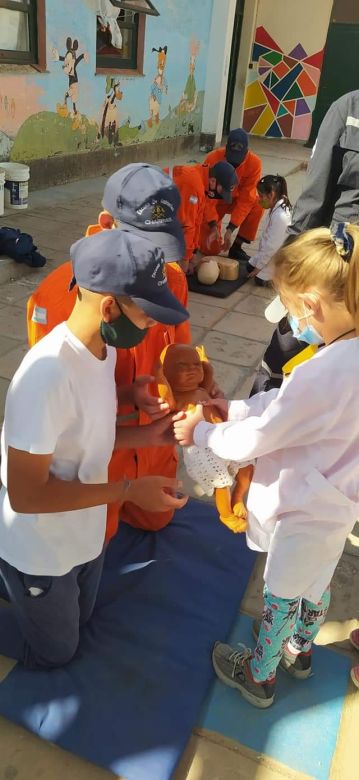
[0,168,4,216]
[2,162,30,210]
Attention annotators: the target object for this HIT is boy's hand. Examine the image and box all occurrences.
[132,375,169,419]
[126,477,188,512]
[115,412,186,450]
[173,405,205,446]
[147,414,182,447]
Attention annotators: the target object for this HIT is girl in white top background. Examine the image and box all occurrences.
[247,175,292,287]
[174,222,359,708]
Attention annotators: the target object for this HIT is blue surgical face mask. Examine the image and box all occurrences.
[288,309,323,345]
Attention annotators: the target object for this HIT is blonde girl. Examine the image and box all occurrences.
[174,223,359,708]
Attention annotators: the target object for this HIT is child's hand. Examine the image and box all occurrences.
[248,266,259,278]
[132,375,169,420]
[173,405,204,446]
[203,397,228,416]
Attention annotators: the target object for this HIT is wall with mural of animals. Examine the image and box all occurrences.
[0,0,213,163]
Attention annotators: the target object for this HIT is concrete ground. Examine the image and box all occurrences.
[0,137,358,779]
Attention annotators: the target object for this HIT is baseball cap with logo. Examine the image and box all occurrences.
[70,228,189,325]
[102,163,185,262]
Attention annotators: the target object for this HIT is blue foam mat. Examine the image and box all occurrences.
[0,500,255,780]
[200,614,351,780]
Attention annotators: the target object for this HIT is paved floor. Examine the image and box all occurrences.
[0,137,358,779]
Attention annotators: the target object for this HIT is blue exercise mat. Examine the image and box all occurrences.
[200,614,351,780]
[0,499,255,780]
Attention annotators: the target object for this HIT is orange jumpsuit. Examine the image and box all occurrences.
[173,163,218,261]
[204,147,263,243]
[27,247,190,541]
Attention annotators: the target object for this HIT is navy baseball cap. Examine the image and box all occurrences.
[102,163,185,262]
[70,228,189,326]
[210,161,238,203]
[226,129,249,168]
[227,128,249,152]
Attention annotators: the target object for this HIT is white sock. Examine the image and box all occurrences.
[287,640,310,655]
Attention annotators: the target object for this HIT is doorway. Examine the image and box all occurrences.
[223,0,246,136]
[308,19,359,145]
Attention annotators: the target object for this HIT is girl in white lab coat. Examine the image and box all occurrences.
[174,222,359,709]
[247,175,292,286]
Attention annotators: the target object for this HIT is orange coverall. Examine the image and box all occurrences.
[173,163,219,262]
[27,242,190,541]
[204,147,263,245]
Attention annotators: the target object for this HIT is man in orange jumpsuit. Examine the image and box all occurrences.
[27,164,194,541]
[173,160,238,271]
[205,128,263,260]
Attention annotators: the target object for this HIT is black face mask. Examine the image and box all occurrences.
[226,146,248,168]
[100,307,148,349]
[206,186,227,201]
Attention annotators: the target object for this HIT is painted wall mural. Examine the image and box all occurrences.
[243,26,323,140]
[0,0,213,163]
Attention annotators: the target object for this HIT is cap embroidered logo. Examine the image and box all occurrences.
[150,251,167,287]
[152,203,167,221]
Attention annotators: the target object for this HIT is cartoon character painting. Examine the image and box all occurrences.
[178,38,200,114]
[52,37,89,124]
[99,76,123,144]
[148,45,168,128]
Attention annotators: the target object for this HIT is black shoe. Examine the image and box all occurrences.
[212,641,275,708]
[229,245,251,262]
[254,277,269,288]
[252,619,312,679]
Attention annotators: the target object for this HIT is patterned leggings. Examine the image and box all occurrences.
[250,584,331,682]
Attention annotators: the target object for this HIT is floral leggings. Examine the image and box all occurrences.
[250,584,331,682]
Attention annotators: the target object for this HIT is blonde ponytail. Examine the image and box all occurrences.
[344,225,359,334]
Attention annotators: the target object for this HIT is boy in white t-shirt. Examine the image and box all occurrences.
[0,228,189,670]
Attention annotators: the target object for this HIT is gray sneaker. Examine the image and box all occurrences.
[212,641,275,709]
[252,619,312,680]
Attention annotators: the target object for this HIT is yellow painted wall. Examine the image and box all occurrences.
[240,0,333,140]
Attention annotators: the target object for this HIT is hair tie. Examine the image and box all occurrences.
[331,222,354,262]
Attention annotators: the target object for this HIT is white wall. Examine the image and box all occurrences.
[231,0,258,130]
[201,0,237,143]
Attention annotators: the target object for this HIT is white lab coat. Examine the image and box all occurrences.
[194,339,359,601]
[250,199,292,281]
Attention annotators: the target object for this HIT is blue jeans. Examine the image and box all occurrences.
[0,551,105,670]
[250,585,331,682]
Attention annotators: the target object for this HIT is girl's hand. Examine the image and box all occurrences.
[202,397,229,416]
[248,266,260,278]
[173,405,204,446]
